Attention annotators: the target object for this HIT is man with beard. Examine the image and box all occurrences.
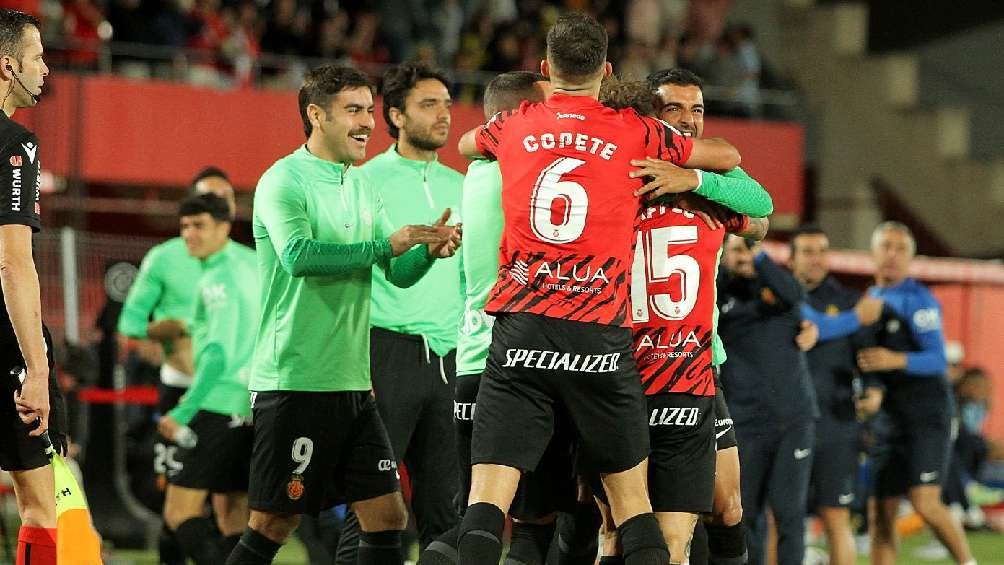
[337,61,464,562]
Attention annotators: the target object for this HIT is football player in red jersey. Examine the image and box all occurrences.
[589,76,770,564]
[454,13,741,565]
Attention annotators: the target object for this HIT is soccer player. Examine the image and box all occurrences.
[342,62,464,560]
[590,75,771,565]
[421,70,576,565]
[455,13,741,565]
[640,68,773,565]
[0,10,66,564]
[716,235,819,565]
[117,166,236,563]
[225,65,460,565]
[789,225,884,565]
[156,193,258,564]
[860,222,975,565]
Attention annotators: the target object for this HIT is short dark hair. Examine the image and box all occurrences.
[298,65,373,139]
[190,166,230,190]
[599,77,657,116]
[789,224,827,254]
[546,12,608,81]
[380,62,450,139]
[179,193,232,223]
[647,68,704,91]
[0,9,40,61]
[483,71,546,118]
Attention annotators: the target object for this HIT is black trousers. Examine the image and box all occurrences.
[335,328,459,562]
[736,420,815,565]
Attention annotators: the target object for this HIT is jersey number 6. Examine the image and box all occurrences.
[530,157,588,244]
[632,225,700,322]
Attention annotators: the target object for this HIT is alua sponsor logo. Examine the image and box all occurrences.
[636,329,701,352]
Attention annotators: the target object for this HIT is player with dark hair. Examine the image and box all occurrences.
[861,222,975,565]
[224,65,460,565]
[118,165,236,563]
[0,9,66,565]
[156,193,258,564]
[589,75,771,565]
[456,12,741,565]
[335,61,465,562]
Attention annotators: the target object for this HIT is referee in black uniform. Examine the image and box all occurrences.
[0,9,67,564]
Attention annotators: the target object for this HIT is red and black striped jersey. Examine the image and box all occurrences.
[631,204,748,396]
[475,94,693,327]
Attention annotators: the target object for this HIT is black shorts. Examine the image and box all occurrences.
[874,378,954,498]
[591,393,716,513]
[0,328,63,472]
[456,373,575,520]
[248,390,399,515]
[648,394,716,513]
[713,368,736,451]
[170,411,253,492]
[153,382,189,484]
[810,420,860,509]
[472,314,649,475]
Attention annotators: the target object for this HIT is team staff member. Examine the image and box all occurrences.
[456,13,741,565]
[0,10,66,564]
[717,236,818,565]
[342,62,464,560]
[117,166,236,563]
[861,222,975,565]
[156,193,258,564]
[789,225,884,565]
[224,65,460,565]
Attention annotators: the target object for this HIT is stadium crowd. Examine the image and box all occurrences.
[1,5,1001,565]
[8,0,770,115]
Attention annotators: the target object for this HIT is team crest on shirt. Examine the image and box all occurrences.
[826,304,840,315]
[760,288,776,305]
[287,474,305,500]
[9,155,21,166]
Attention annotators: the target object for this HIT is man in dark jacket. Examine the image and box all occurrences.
[717,236,818,565]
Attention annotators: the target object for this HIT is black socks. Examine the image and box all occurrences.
[457,502,505,565]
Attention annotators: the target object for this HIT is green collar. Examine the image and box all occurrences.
[296,145,351,180]
[202,240,234,268]
[386,144,439,172]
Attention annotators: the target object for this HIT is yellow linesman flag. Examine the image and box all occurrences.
[53,453,103,564]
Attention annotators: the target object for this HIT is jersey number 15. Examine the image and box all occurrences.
[632,225,700,322]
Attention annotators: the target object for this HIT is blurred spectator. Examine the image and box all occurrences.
[260,0,308,57]
[944,367,1004,528]
[726,23,762,117]
[62,0,105,69]
[946,341,966,383]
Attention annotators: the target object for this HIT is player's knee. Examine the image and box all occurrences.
[248,511,300,543]
[717,497,742,527]
[358,493,409,531]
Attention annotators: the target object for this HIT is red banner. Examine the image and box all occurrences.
[16,75,805,217]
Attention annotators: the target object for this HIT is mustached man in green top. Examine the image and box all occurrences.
[116,166,237,563]
[329,62,466,559]
[154,192,257,564]
[225,66,461,565]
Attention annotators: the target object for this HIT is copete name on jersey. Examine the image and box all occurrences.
[521,132,618,160]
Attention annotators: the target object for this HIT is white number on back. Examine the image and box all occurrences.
[632,225,700,322]
[529,157,588,243]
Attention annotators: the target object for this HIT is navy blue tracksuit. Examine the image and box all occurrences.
[718,253,818,565]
